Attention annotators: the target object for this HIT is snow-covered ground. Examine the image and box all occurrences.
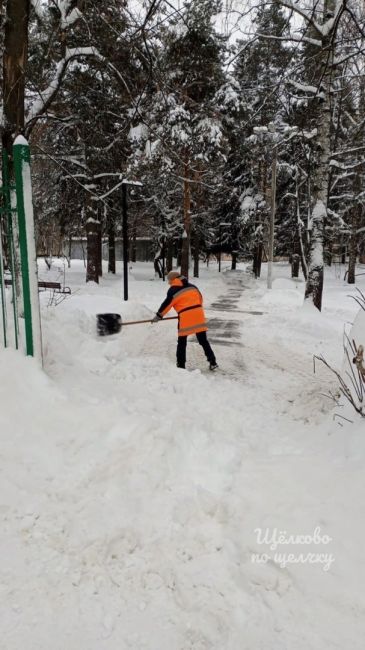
[1,259,365,649]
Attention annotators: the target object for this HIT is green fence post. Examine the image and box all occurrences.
[2,149,19,349]
[0,212,7,347]
[13,136,42,361]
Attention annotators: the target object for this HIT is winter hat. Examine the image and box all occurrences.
[167,270,181,281]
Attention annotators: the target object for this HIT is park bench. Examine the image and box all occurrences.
[3,278,71,305]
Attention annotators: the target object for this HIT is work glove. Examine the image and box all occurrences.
[151,313,162,323]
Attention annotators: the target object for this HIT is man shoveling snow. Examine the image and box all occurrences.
[152,270,218,370]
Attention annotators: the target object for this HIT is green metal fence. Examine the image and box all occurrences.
[0,137,42,362]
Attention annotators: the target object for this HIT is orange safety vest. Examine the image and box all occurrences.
[157,278,208,337]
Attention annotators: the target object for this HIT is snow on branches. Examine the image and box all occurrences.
[56,0,83,29]
[30,0,46,21]
[26,47,104,127]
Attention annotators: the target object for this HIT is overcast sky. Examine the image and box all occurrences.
[128,0,255,39]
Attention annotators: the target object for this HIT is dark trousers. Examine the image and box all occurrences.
[176,331,216,368]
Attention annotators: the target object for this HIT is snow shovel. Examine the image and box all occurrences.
[97,313,178,336]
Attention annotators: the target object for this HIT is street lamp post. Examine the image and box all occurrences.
[122,183,128,301]
[121,180,142,301]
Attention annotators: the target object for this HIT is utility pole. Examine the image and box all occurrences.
[267,146,277,290]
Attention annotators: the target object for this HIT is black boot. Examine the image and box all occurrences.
[176,336,187,369]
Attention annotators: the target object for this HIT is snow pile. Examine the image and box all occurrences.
[1,261,365,649]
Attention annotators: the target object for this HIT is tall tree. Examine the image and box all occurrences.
[131,0,226,278]
[2,0,29,151]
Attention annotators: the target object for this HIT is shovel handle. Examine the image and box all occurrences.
[123,316,178,326]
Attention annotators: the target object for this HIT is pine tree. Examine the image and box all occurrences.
[130,0,226,278]
[215,0,293,276]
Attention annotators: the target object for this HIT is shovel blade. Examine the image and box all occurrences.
[97,313,122,336]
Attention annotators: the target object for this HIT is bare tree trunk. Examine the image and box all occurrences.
[1,0,30,304]
[304,205,325,310]
[177,244,182,268]
[86,219,100,283]
[252,158,267,279]
[181,155,191,278]
[291,254,300,278]
[2,0,29,151]
[304,0,337,311]
[292,216,302,278]
[347,174,361,284]
[97,226,102,277]
[193,228,200,278]
[166,240,173,272]
[253,242,263,278]
[326,239,332,267]
[108,222,116,274]
[181,232,189,278]
[231,219,239,270]
[347,80,364,283]
[131,219,137,263]
[68,233,72,268]
[347,217,357,284]
[193,167,203,278]
[153,254,162,278]
[341,244,346,265]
